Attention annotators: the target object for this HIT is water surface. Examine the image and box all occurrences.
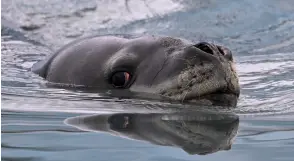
[2,0,294,161]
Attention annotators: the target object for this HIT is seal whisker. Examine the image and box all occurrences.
[181,90,189,103]
[180,78,194,103]
[171,57,195,66]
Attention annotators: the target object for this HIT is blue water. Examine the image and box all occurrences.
[2,0,294,161]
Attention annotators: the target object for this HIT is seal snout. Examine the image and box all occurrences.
[161,41,240,106]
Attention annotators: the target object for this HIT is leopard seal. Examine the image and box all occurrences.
[32,35,240,107]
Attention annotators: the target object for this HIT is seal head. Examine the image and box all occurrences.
[32,35,240,107]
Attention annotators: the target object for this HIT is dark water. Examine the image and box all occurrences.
[1,0,294,160]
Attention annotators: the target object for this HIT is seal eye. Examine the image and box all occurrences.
[195,42,214,55]
[111,72,131,88]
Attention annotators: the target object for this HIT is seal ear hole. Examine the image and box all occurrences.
[194,42,214,55]
[110,71,132,88]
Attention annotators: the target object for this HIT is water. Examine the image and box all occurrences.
[1,0,294,160]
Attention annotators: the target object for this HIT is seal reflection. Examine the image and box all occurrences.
[65,110,239,155]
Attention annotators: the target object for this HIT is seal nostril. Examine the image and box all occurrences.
[217,46,225,55]
[194,42,214,55]
[217,46,233,61]
[225,52,233,61]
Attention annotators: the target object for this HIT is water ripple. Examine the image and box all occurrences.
[2,1,294,160]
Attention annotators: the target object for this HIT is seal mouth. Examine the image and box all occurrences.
[205,89,239,97]
[185,90,239,106]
